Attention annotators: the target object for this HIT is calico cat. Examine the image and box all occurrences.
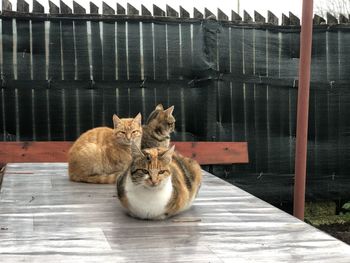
[117,144,202,220]
[68,113,142,184]
[141,104,175,149]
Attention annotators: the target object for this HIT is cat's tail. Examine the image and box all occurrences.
[69,173,117,184]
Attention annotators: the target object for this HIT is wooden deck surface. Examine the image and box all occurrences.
[1,163,350,262]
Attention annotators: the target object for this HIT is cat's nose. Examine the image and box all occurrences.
[150,178,158,186]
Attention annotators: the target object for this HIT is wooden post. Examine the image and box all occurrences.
[293,0,314,220]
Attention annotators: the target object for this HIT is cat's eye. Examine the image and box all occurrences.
[159,170,166,174]
[132,130,139,134]
[119,131,126,134]
[142,169,149,174]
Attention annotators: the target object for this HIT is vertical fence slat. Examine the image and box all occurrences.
[179,22,191,79]
[167,23,180,79]
[49,89,63,140]
[74,2,89,80]
[34,89,49,140]
[243,27,256,172]
[311,29,328,177]
[61,22,75,80]
[74,25,89,80]
[32,17,45,80]
[279,28,297,174]
[218,25,230,74]
[4,88,16,140]
[254,27,269,173]
[101,3,115,81]
[116,21,127,80]
[101,21,116,80]
[16,19,30,80]
[338,31,350,176]
[230,26,245,148]
[2,18,14,79]
[154,23,167,80]
[327,29,340,177]
[267,26,282,174]
[48,17,62,80]
[0,89,4,140]
[230,26,243,76]
[16,0,30,80]
[141,21,154,80]
[90,17,102,80]
[127,22,141,80]
[73,4,89,136]
[64,86,78,140]
[18,87,33,140]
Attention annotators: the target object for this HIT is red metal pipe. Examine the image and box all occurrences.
[293,0,314,220]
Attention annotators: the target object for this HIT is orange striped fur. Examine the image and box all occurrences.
[117,145,202,220]
[68,114,142,184]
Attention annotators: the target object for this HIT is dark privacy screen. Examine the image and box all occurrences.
[1,9,349,202]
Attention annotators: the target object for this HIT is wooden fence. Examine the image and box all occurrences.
[1,0,350,202]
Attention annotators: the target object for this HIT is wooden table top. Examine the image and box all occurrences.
[1,163,350,262]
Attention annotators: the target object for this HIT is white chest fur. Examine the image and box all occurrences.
[124,175,173,219]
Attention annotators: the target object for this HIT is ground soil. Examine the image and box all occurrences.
[317,223,350,245]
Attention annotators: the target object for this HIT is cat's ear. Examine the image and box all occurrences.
[113,114,122,129]
[164,105,174,116]
[133,113,142,125]
[155,104,164,111]
[160,145,175,163]
[131,142,144,158]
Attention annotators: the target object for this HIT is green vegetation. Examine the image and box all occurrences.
[305,201,350,226]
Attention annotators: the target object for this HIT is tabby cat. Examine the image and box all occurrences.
[117,144,202,220]
[141,104,175,149]
[68,113,142,184]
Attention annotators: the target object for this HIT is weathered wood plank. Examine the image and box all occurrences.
[2,0,12,11]
[267,11,278,25]
[17,0,29,13]
[153,4,165,17]
[127,3,139,15]
[141,5,151,16]
[16,16,31,80]
[32,0,44,13]
[193,8,203,19]
[231,10,242,21]
[243,10,253,23]
[89,2,99,14]
[166,5,178,17]
[0,142,249,165]
[2,18,14,79]
[179,6,189,18]
[49,1,59,14]
[117,3,126,15]
[217,8,228,21]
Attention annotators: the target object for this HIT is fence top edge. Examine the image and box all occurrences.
[1,10,350,29]
[0,10,301,28]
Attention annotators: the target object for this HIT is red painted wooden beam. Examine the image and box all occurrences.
[0,141,248,165]
[293,0,314,220]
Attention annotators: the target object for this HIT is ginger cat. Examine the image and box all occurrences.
[117,144,202,220]
[68,113,142,184]
[141,104,175,149]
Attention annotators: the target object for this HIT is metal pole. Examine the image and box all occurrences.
[293,0,314,220]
